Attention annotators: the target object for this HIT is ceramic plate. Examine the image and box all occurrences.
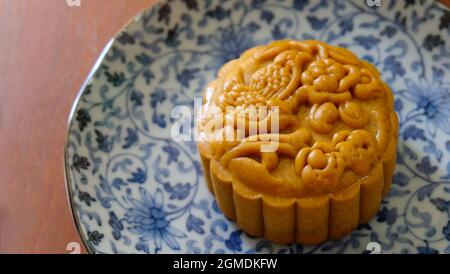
[65,0,450,254]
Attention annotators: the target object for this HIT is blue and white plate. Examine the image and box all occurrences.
[65,0,450,254]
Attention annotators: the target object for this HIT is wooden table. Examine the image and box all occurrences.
[0,0,449,254]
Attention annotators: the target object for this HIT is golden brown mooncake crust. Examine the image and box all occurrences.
[197,40,398,245]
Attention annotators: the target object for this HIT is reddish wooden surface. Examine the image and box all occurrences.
[0,0,449,254]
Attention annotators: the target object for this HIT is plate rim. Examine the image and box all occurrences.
[64,0,167,254]
[64,38,115,254]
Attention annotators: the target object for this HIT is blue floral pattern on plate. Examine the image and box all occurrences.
[65,0,450,254]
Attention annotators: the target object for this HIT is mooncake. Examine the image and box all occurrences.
[197,40,398,245]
